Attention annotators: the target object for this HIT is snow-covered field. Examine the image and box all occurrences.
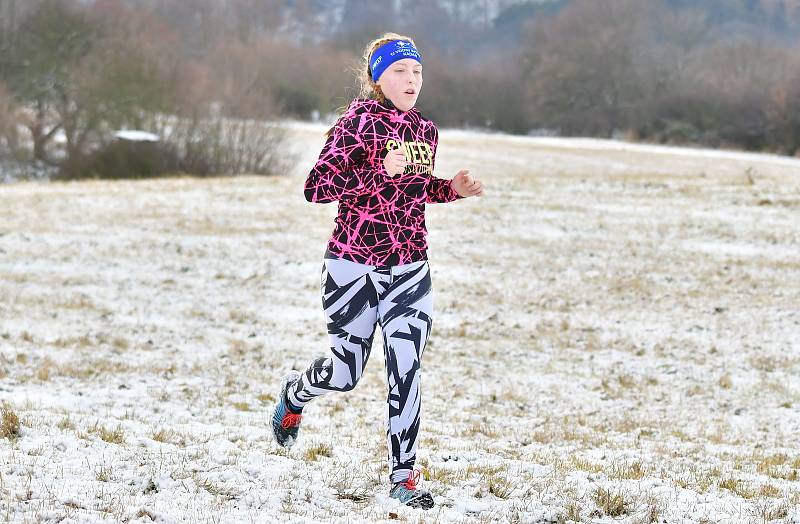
[1,124,799,523]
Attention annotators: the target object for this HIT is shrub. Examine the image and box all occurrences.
[55,114,292,180]
[57,138,179,180]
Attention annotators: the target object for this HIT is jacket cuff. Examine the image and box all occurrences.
[450,178,465,199]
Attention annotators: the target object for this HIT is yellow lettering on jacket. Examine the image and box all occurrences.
[420,143,432,165]
[384,140,432,174]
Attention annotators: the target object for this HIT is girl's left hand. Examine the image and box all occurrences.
[452,170,484,198]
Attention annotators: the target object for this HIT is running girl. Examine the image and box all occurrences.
[271,32,484,510]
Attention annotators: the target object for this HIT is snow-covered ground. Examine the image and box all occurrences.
[1,124,799,523]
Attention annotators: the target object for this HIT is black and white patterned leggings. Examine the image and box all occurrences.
[286,250,433,484]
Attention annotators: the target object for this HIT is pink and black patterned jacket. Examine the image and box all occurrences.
[304,97,463,266]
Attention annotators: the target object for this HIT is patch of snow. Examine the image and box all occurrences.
[114,130,160,142]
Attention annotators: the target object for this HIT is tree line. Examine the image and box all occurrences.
[1,0,799,181]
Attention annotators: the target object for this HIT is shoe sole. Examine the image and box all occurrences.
[405,492,434,510]
[392,491,434,510]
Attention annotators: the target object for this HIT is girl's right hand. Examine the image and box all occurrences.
[383,149,407,177]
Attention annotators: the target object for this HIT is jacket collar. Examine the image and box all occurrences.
[343,97,422,126]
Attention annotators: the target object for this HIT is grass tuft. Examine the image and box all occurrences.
[303,442,333,462]
[592,486,631,517]
[1,403,21,440]
[195,475,239,500]
[88,422,125,444]
[232,401,251,411]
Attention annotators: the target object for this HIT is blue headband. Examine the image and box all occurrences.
[369,40,422,82]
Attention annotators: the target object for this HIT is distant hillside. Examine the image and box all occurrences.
[2,0,799,162]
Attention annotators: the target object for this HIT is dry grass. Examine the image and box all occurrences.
[487,474,515,499]
[571,456,603,473]
[194,475,239,500]
[748,498,791,522]
[460,422,502,439]
[151,428,185,445]
[592,486,632,517]
[1,124,799,522]
[564,501,581,522]
[641,494,664,523]
[34,356,56,382]
[57,416,75,431]
[758,483,781,498]
[755,452,800,481]
[94,464,113,482]
[1,403,21,440]
[424,465,465,485]
[323,468,371,503]
[609,460,648,480]
[303,442,333,461]
[84,423,125,444]
[257,392,275,403]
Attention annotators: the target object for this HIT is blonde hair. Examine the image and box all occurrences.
[325,32,418,136]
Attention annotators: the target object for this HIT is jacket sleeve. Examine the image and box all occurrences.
[425,125,464,204]
[304,115,386,203]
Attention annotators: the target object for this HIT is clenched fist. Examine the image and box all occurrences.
[451,170,484,197]
[383,149,407,178]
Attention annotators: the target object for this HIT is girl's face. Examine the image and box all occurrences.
[377,58,423,112]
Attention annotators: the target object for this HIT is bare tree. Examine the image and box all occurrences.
[5,1,171,163]
[523,0,656,136]
[0,82,20,154]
